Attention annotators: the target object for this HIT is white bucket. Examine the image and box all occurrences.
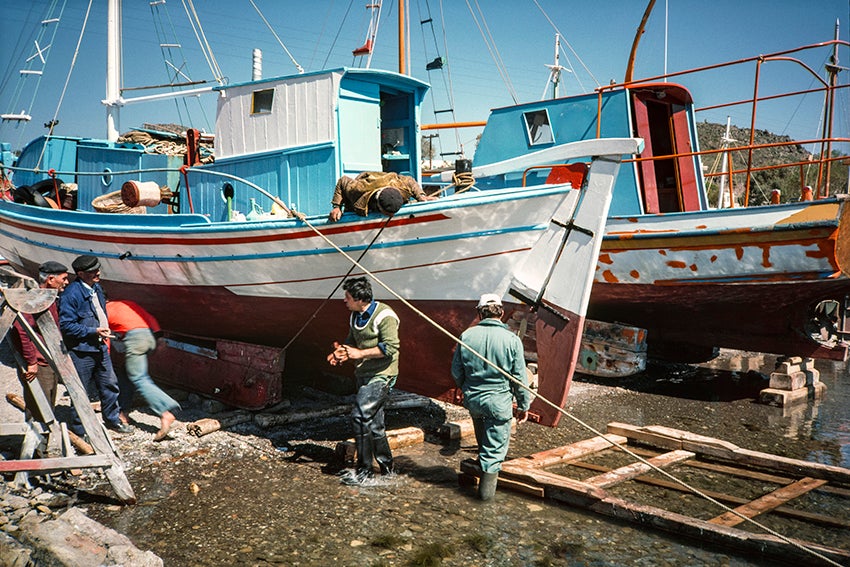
[121,180,162,207]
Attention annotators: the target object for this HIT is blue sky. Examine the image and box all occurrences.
[2,0,848,158]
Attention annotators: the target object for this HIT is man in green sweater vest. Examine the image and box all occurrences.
[327,277,400,485]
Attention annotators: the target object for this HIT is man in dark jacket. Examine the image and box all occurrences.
[59,255,130,435]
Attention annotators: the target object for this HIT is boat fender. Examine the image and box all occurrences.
[121,180,162,207]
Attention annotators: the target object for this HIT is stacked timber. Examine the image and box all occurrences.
[759,356,826,407]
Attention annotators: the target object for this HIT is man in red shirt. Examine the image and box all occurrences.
[106,299,179,441]
[10,261,69,423]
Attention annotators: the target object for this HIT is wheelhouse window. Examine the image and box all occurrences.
[524,109,553,145]
[251,89,274,114]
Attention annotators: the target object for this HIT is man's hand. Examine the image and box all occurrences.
[516,410,529,424]
[328,206,342,222]
[326,341,349,366]
[24,364,38,382]
[96,327,111,339]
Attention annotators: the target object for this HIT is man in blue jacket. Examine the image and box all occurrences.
[451,293,531,500]
[59,255,130,435]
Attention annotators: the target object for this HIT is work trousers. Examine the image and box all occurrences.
[18,365,58,423]
[116,329,179,417]
[471,413,513,473]
[351,378,394,474]
[68,348,121,435]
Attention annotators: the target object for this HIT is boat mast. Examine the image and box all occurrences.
[625,0,656,83]
[398,0,406,74]
[106,0,122,142]
[717,117,736,208]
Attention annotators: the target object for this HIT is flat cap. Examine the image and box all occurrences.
[477,293,502,308]
[71,255,100,273]
[374,186,405,216]
[38,260,68,275]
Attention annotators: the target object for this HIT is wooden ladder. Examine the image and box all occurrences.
[0,269,135,504]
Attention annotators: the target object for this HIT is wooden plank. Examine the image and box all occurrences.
[501,454,850,564]
[567,457,850,529]
[608,422,850,484]
[584,449,694,488]
[627,446,850,498]
[34,311,136,504]
[510,434,627,469]
[587,494,850,566]
[0,454,112,474]
[336,426,426,461]
[708,477,828,527]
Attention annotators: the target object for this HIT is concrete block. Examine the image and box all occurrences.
[759,382,827,407]
[769,371,807,390]
[774,361,801,375]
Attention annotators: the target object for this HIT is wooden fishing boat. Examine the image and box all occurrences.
[430,15,850,364]
[0,0,637,426]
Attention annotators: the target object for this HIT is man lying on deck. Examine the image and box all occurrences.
[328,171,436,222]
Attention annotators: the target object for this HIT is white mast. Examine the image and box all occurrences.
[105,0,122,141]
[717,116,736,208]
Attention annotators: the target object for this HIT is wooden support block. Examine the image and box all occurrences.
[336,426,426,462]
[774,361,801,375]
[769,371,806,390]
[439,417,516,441]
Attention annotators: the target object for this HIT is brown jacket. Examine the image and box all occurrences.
[332,172,426,216]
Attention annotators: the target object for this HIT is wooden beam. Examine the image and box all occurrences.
[566,457,850,529]
[510,434,627,469]
[608,422,850,484]
[708,477,828,527]
[0,454,112,474]
[584,450,694,488]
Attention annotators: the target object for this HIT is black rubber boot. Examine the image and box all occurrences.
[374,435,394,475]
[478,472,498,501]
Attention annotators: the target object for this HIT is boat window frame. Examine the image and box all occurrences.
[524,109,554,146]
[251,88,274,114]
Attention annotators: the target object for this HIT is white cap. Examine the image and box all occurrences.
[477,293,502,307]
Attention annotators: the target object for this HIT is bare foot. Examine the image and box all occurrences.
[119,411,130,425]
[154,411,176,441]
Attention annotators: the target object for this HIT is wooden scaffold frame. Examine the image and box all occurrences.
[460,422,850,565]
[0,267,135,504]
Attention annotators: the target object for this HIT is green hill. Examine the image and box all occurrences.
[695,121,847,205]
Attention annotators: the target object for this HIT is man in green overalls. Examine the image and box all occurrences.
[327,277,400,485]
[451,293,531,500]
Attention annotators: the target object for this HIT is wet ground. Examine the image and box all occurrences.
[3,347,849,566]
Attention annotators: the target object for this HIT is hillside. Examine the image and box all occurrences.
[696,121,847,205]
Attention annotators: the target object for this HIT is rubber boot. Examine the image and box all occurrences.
[374,435,394,475]
[478,472,498,501]
[354,433,374,479]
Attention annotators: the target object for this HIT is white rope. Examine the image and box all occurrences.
[248,0,305,74]
[34,0,93,172]
[283,197,843,567]
[464,0,517,104]
[180,0,225,83]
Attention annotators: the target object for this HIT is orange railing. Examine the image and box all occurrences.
[596,38,850,204]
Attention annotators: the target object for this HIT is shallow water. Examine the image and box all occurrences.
[86,353,849,566]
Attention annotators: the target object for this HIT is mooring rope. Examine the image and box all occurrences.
[1,162,840,564]
[281,214,394,352]
[285,204,842,567]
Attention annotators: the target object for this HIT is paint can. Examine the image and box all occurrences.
[121,180,162,207]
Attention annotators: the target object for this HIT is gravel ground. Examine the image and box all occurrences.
[0,342,847,566]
